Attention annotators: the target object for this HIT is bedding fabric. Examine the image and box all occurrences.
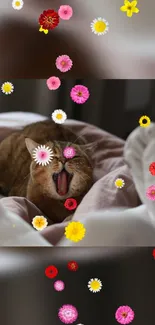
[0,112,142,246]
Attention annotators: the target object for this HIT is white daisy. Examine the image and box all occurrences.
[32,215,48,231]
[12,0,24,10]
[88,278,102,293]
[51,109,67,124]
[90,17,109,36]
[115,178,125,189]
[1,82,14,95]
[32,145,54,166]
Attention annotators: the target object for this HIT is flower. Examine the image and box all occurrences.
[90,17,109,35]
[58,304,78,324]
[146,185,155,200]
[32,215,48,231]
[88,278,102,293]
[120,0,139,17]
[70,85,90,104]
[56,55,73,73]
[12,0,24,10]
[115,178,125,189]
[149,162,155,175]
[115,305,135,324]
[38,9,59,30]
[67,261,79,271]
[46,76,61,90]
[51,109,67,124]
[64,198,77,211]
[65,221,86,242]
[139,115,151,127]
[39,25,48,34]
[58,5,73,20]
[32,145,54,166]
[45,265,58,279]
[152,248,155,259]
[1,82,14,95]
[54,280,65,291]
[63,147,76,159]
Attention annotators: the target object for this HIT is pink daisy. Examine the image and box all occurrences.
[46,76,61,90]
[63,146,76,159]
[54,280,65,291]
[58,304,78,324]
[56,55,73,73]
[146,185,155,200]
[32,145,54,166]
[58,5,73,20]
[70,85,90,104]
[115,306,134,324]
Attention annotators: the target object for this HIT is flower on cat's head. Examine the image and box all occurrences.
[32,145,54,166]
[64,198,77,211]
[51,109,67,124]
[70,85,90,104]
[65,221,86,242]
[63,147,76,159]
[38,9,59,30]
[32,215,48,231]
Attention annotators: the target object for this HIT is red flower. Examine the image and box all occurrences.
[64,198,77,211]
[152,248,155,259]
[45,265,58,278]
[39,9,59,30]
[149,162,155,175]
[67,261,79,271]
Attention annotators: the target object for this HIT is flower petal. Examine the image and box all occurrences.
[127,9,133,17]
[131,1,137,6]
[132,7,139,13]
[120,5,128,11]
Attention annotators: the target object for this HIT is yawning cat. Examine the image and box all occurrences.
[0,120,93,224]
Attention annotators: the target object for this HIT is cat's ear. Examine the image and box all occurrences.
[25,138,40,156]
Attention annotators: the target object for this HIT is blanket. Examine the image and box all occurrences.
[0,112,140,246]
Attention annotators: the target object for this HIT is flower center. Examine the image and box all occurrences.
[48,16,53,23]
[127,5,132,10]
[61,61,66,66]
[91,281,100,289]
[94,21,106,33]
[77,91,82,97]
[15,1,20,6]
[122,312,128,318]
[72,227,78,235]
[142,119,147,124]
[151,191,155,194]
[56,113,63,120]
[64,10,68,14]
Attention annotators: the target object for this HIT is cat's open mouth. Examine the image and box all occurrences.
[53,169,73,196]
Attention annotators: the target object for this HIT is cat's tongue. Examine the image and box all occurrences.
[57,171,68,196]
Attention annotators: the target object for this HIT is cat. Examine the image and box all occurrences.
[0,119,94,224]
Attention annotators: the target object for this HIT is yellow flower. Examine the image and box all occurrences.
[39,26,48,34]
[32,215,48,231]
[139,115,151,128]
[1,82,14,95]
[65,221,86,242]
[115,178,125,189]
[120,0,139,17]
[88,278,102,293]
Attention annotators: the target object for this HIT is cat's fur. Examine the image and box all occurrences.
[0,120,93,223]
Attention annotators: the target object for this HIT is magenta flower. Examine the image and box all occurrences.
[63,146,76,159]
[54,280,65,291]
[58,5,73,20]
[58,304,78,324]
[115,306,134,324]
[46,76,61,90]
[70,85,90,104]
[56,55,73,73]
[146,185,155,200]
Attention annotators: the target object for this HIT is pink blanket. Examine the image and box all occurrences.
[0,120,140,245]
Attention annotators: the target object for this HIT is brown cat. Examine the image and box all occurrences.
[0,120,93,224]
